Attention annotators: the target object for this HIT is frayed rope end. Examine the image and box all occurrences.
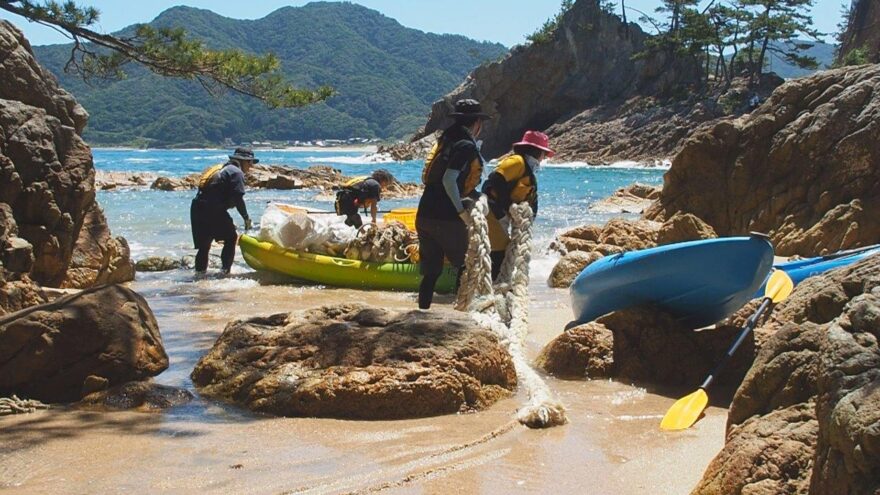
[517,401,567,429]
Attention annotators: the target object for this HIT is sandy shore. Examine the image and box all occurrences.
[0,272,724,494]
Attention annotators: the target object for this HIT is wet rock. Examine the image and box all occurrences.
[61,203,135,289]
[192,304,517,419]
[79,381,193,411]
[589,183,660,214]
[135,256,182,272]
[0,285,168,403]
[694,255,880,494]
[150,176,195,191]
[654,212,716,245]
[535,322,613,379]
[645,65,880,256]
[95,171,156,189]
[547,250,603,288]
[377,134,436,161]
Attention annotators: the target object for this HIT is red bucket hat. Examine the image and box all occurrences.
[513,130,555,158]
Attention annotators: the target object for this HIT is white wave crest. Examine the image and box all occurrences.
[544,159,671,170]
[124,158,160,163]
[303,154,395,165]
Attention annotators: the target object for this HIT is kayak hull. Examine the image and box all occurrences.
[239,235,456,293]
[760,244,880,293]
[570,235,774,328]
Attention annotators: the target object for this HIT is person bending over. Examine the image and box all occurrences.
[189,147,256,274]
[335,169,394,228]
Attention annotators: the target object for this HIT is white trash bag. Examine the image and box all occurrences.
[258,203,353,254]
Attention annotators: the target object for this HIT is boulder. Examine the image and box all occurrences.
[838,0,880,63]
[0,285,168,402]
[589,183,660,214]
[79,381,193,411]
[693,254,880,493]
[535,322,613,379]
[135,256,182,272]
[61,203,135,289]
[150,176,194,191]
[655,212,717,245]
[191,304,517,419]
[547,250,602,288]
[645,65,880,256]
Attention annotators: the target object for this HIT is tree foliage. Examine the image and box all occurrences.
[0,0,333,107]
[527,0,575,44]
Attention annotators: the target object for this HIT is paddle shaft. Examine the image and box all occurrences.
[699,297,773,390]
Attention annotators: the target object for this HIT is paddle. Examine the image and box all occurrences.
[660,270,794,431]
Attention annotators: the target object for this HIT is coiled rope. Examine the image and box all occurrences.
[0,395,49,415]
[456,197,566,428]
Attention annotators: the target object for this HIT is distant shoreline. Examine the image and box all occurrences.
[91,145,380,153]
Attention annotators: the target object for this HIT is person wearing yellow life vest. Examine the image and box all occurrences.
[482,130,554,280]
[335,169,394,228]
[189,147,257,274]
[416,99,490,309]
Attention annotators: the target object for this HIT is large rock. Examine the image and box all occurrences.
[418,0,702,161]
[0,21,132,297]
[693,255,880,494]
[655,212,717,245]
[839,0,880,63]
[588,183,660,214]
[646,65,880,256]
[79,381,193,411]
[547,250,602,288]
[191,304,517,419]
[0,285,168,402]
[61,203,135,288]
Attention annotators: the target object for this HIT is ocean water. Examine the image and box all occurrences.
[95,148,667,281]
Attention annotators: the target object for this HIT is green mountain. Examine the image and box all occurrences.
[31,2,507,147]
[765,40,837,79]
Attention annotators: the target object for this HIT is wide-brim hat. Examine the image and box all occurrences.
[448,98,491,119]
[229,147,260,163]
[513,130,555,158]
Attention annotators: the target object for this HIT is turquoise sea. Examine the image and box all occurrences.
[95,148,667,282]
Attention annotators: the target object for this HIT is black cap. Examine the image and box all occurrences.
[229,147,259,164]
[448,99,491,120]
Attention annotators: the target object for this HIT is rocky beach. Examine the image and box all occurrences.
[2,1,880,494]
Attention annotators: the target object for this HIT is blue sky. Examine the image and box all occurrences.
[0,0,847,47]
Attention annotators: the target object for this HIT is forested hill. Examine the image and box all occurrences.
[32,2,507,147]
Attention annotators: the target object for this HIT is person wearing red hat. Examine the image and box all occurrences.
[481,130,554,280]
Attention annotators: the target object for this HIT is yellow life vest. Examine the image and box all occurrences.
[344,176,369,188]
[421,139,483,196]
[197,163,224,190]
[492,155,536,204]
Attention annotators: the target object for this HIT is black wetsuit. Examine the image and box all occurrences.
[336,178,381,228]
[190,162,249,271]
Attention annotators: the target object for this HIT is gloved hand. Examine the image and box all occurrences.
[244,217,253,231]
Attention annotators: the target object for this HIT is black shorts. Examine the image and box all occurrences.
[416,216,467,276]
[191,198,236,248]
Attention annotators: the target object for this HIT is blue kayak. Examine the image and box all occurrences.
[570,234,774,328]
[758,244,880,293]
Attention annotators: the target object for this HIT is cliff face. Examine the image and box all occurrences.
[839,0,880,63]
[0,20,133,310]
[645,64,880,256]
[419,0,702,161]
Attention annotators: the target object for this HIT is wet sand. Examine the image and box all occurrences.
[0,272,724,494]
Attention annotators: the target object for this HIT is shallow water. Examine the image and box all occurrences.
[0,150,725,493]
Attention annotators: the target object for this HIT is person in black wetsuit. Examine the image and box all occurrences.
[335,169,394,228]
[416,99,490,309]
[189,147,257,274]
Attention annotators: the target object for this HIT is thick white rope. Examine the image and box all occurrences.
[0,395,49,415]
[457,197,567,428]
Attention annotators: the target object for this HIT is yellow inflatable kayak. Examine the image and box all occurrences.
[239,235,456,293]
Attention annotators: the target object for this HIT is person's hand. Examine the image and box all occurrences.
[244,218,253,231]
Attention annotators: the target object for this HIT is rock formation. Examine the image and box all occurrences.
[79,381,193,411]
[0,285,168,403]
[0,20,133,305]
[588,183,660,214]
[838,0,880,63]
[192,304,517,419]
[693,255,880,494]
[645,64,880,256]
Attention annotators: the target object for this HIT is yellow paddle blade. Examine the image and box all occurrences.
[660,388,708,431]
[766,270,794,303]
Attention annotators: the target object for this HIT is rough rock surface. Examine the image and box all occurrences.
[0,285,168,403]
[693,255,880,494]
[547,250,603,288]
[558,218,661,254]
[61,203,135,288]
[135,256,182,272]
[655,212,717,246]
[839,0,880,63]
[538,304,756,387]
[646,65,880,256]
[0,21,132,301]
[79,381,193,411]
[588,183,660,213]
[192,304,517,419]
[373,133,435,161]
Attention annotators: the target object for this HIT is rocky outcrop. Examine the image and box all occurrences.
[646,65,880,256]
[588,183,660,214]
[135,256,182,272]
[693,255,880,494]
[547,250,602,288]
[373,134,435,161]
[839,0,880,63]
[538,303,758,387]
[418,0,708,161]
[0,20,132,303]
[0,285,168,403]
[192,304,517,419]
